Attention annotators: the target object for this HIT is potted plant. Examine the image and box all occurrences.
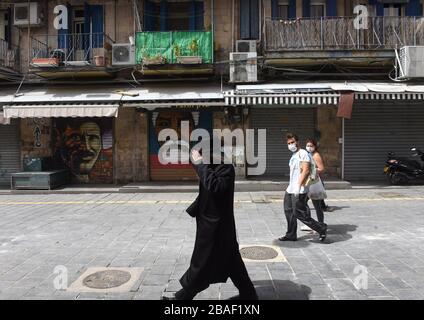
[176,39,202,64]
[142,50,166,65]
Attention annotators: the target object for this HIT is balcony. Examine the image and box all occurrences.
[265,16,424,52]
[30,33,115,78]
[135,31,213,75]
[0,38,20,76]
[263,16,424,71]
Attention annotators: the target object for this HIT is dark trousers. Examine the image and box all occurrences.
[284,192,327,240]
[229,252,256,296]
[311,199,324,223]
[183,252,255,297]
[306,195,325,223]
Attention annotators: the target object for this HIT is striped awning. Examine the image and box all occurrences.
[3,103,119,118]
[355,92,424,100]
[224,91,340,106]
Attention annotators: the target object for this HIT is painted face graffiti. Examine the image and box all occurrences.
[61,122,102,175]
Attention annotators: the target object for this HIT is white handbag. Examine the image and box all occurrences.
[308,177,327,200]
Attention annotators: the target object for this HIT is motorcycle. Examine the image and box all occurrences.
[384,147,424,185]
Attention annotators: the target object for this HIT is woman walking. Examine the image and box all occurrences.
[301,139,327,231]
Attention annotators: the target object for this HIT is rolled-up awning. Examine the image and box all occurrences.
[0,112,10,124]
[3,103,119,118]
[224,91,340,106]
[224,82,424,106]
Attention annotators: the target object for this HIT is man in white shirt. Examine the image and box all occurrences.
[278,133,328,242]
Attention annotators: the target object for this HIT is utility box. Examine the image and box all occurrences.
[399,46,424,78]
[11,170,70,190]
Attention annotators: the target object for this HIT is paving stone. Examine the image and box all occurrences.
[1,189,424,300]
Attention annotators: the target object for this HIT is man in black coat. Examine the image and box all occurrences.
[164,146,257,300]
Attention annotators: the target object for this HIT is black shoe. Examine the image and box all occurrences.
[162,288,196,300]
[318,225,328,242]
[228,291,259,300]
[278,236,297,242]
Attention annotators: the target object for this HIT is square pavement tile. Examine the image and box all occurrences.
[67,267,143,293]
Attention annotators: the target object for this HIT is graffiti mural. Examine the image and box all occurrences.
[149,110,212,180]
[52,118,113,183]
[24,118,51,149]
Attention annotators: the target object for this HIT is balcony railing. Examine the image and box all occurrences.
[136,31,213,65]
[265,16,424,51]
[0,38,20,72]
[30,33,114,68]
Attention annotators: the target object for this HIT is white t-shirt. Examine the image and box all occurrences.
[286,148,311,194]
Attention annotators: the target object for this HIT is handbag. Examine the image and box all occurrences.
[308,178,327,200]
[305,157,319,186]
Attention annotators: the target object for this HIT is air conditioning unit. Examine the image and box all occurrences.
[399,46,424,78]
[112,44,136,66]
[13,2,41,26]
[236,40,257,53]
[229,52,257,83]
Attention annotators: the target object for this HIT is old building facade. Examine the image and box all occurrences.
[1,0,424,186]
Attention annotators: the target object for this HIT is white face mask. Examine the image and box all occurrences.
[306,146,315,153]
[288,143,298,153]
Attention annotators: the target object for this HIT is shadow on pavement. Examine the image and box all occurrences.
[273,224,358,247]
[253,280,311,300]
[325,206,350,212]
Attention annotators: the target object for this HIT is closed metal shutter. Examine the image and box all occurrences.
[0,119,21,186]
[250,107,315,178]
[345,102,424,181]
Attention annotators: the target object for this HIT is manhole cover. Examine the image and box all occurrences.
[240,246,279,261]
[82,270,132,289]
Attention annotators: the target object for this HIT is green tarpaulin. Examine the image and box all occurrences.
[136,31,213,64]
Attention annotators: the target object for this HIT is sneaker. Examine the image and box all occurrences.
[301,225,312,231]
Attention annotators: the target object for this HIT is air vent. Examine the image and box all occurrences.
[229,52,257,83]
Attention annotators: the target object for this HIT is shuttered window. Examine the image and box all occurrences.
[240,0,259,40]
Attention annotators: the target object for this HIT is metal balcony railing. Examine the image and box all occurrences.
[0,38,20,72]
[30,33,114,67]
[264,16,424,51]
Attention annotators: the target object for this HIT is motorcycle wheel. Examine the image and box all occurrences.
[388,172,407,185]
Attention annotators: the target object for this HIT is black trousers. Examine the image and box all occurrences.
[229,252,256,296]
[183,252,255,297]
[284,192,327,240]
[310,199,324,223]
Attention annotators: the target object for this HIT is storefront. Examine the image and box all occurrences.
[225,84,341,179]
[0,118,20,186]
[2,86,121,184]
[121,83,228,181]
[344,96,424,181]
[148,109,213,181]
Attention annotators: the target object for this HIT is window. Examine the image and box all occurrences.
[383,4,404,16]
[240,0,259,40]
[168,1,192,31]
[144,0,204,32]
[310,1,326,17]
[0,10,6,41]
[277,0,289,19]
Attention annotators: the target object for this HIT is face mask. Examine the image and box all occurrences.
[288,143,298,153]
[306,147,315,153]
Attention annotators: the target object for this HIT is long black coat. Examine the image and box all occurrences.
[180,163,239,292]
